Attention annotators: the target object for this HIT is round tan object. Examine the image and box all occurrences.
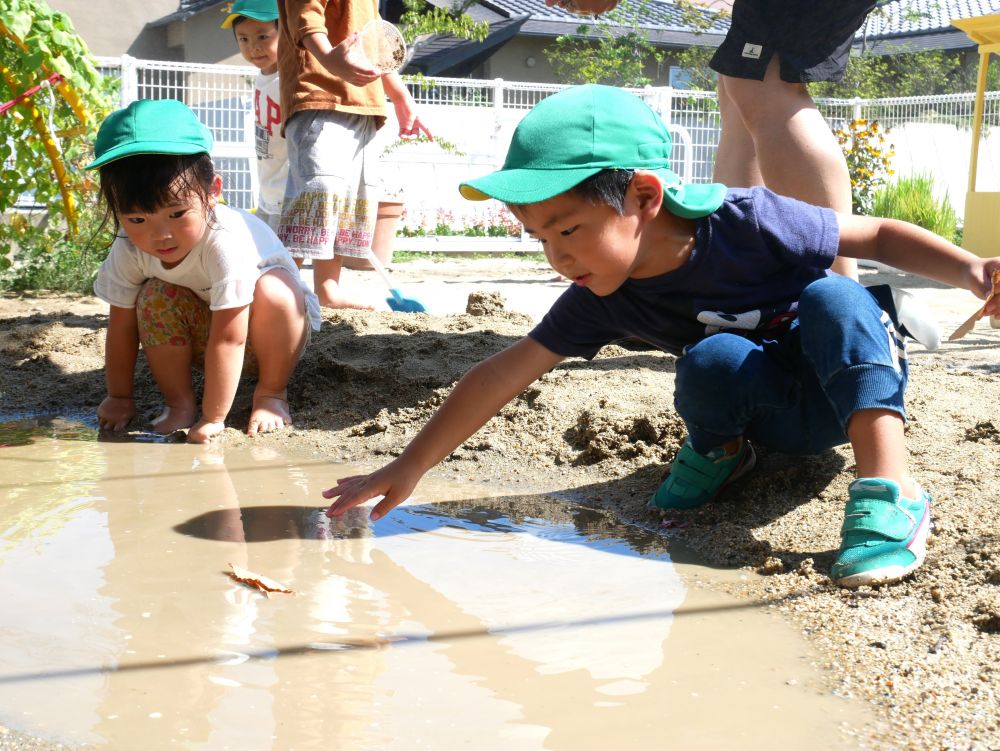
[358,19,408,73]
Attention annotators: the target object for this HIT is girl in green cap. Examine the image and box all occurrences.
[89,99,321,443]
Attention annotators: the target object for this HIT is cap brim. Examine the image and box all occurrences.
[221,11,278,28]
[459,166,602,204]
[461,165,727,219]
[86,141,210,170]
[661,179,727,219]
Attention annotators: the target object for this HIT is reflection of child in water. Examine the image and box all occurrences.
[90,99,321,443]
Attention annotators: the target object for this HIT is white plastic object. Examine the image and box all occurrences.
[358,20,407,74]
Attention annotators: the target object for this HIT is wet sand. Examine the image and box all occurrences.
[1,258,999,749]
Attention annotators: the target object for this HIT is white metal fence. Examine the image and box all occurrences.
[96,55,1000,241]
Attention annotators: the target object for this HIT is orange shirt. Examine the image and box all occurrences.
[277,0,387,134]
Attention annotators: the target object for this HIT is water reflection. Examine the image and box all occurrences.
[0,421,870,750]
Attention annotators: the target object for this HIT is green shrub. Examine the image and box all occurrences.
[871,174,959,243]
[1,207,112,293]
[0,0,115,291]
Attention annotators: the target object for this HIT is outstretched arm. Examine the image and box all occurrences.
[324,336,565,520]
[97,305,140,431]
[837,213,1000,311]
[188,305,250,443]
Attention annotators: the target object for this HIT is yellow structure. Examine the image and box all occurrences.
[953,13,1000,258]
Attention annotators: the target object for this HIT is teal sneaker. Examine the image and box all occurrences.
[831,478,931,589]
[648,439,756,511]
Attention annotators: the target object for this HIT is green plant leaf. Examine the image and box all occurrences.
[7,12,33,39]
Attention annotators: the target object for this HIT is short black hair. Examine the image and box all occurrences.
[567,168,635,215]
[98,152,217,237]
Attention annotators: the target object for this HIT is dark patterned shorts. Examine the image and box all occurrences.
[709,0,879,83]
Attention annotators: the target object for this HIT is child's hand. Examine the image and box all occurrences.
[979,260,1000,317]
[395,107,431,140]
[97,396,136,431]
[322,33,381,86]
[388,86,430,140]
[323,458,423,521]
[187,419,226,444]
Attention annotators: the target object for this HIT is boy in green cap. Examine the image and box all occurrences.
[222,0,286,231]
[321,84,1000,589]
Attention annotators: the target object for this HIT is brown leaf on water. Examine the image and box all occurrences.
[226,563,295,597]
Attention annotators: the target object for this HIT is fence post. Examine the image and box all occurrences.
[492,78,504,169]
[851,97,863,123]
[119,54,138,107]
[645,85,674,123]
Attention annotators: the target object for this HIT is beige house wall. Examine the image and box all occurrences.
[49,0,180,59]
[481,35,679,87]
[48,0,244,65]
[479,37,558,83]
[168,13,250,65]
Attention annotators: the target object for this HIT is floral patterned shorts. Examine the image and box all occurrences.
[136,279,258,374]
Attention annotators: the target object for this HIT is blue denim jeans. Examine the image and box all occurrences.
[674,276,908,455]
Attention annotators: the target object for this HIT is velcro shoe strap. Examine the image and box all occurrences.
[841,500,913,541]
[670,450,721,490]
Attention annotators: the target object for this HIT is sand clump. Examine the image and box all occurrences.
[1,274,999,750]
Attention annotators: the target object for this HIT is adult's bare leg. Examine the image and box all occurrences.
[719,58,858,279]
[713,74,764,189]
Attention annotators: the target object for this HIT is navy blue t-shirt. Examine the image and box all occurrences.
[529,187,840,359]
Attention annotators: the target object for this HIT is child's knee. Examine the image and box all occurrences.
[799,274,862,315]
[254,268,304,312]
[676,334,754,398]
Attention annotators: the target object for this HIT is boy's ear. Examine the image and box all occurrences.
[630,170,664,218]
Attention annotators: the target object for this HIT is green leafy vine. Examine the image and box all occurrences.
[0,0,115,283]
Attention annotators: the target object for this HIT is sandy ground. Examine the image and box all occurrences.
[1,258,999,750]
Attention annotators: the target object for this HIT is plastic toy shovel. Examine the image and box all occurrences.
[365,249,427,313]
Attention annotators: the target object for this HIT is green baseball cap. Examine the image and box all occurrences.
[460,84,727,219]
[86,99,213,170]
[221,0,279,28]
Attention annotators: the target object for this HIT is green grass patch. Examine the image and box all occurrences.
[871,174,959,243]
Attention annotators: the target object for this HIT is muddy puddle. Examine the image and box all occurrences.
[0,416,875,750]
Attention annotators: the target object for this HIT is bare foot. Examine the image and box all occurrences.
[151,404,197,434]
[317,280,377,311]
[248,391,292,436]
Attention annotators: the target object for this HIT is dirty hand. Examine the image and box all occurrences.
[187,419,226,444]
[97,396,136,431]
[323,33,381,86]
[977,259,1000,316]
[323,459,422,521]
